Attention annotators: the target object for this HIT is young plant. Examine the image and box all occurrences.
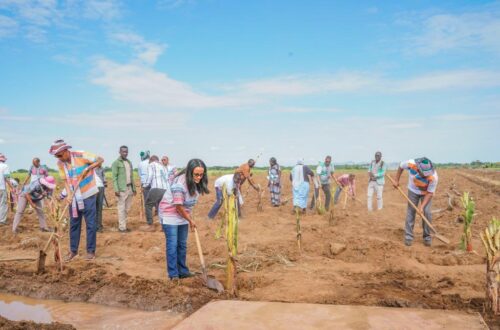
[295,207,302,252]
[224,187,239,296]
[460,192,475,252]
[479,217,500,315]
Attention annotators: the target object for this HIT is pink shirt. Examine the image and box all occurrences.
[337,174,356,196]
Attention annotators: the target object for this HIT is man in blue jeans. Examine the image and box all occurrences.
[49,139,103,261]
[208,173,241,219]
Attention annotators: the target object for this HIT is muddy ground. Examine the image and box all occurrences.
[0,169,498,328]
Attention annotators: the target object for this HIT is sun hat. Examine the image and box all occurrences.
[415,157,434,177]
[40,176,56,190]
[0,153,6,162]
[49,139,72,155]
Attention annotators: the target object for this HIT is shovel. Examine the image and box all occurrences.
[386,174,450,244]
[193,228,224,293]
[37,176,84,273]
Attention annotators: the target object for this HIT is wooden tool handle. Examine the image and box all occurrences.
[386,175,437,230]
[194,228,206,271]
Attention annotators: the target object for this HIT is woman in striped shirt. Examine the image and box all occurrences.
[158,159,209,280]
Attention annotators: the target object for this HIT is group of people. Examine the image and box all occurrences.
[0,142,439,281]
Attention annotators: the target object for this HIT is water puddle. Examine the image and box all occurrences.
[0,293,184,329]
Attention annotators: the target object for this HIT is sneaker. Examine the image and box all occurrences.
[423,240,432,247]
[404,239,412,246]
[85,252,96,260]
[64,252,78,262]
[179,272,196,279]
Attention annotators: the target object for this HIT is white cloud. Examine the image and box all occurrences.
[409,5,500,55]
[236,73,375,96]
[276,107,343,114]
[0,14,18,38]
[91,58,256,109]
[0,0,121,42]
[157,0,195,10]
[111,32,166,65]
[391,69,500,92]
[83,0,121,20]
[0,110,189,130]
[434,113,500,121]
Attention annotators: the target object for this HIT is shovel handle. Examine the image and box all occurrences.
[386,174,449,244]
[194,228,206,271]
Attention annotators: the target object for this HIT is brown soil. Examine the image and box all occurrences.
[0,316,75,330]
[0,169,499,328]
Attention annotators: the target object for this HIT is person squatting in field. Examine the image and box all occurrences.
[268,157,281,207]
[290,159,314,213]
[367,151,387,211]
[50,139,104,261]
[333,174,356,204]
[159,158,209,280]
[208,172,243,219]
[12,175,56,233]
[393,157,438,247]
[310,155,335,211]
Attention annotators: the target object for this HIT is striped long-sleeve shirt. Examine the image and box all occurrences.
[146,162,169,189]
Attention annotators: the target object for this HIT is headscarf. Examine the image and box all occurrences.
[291,159,305,189]
[140,150,150,161]
[415,157,434,177]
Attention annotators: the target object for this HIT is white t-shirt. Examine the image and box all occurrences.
[214,174,235,195]
[0,163,10,190]
[95,173,104,188]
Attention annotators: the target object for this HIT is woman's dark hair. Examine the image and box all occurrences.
[176,158,209,196]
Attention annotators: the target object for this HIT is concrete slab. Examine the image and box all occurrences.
[173,300,487,330]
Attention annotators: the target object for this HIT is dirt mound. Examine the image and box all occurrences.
[0,262,220,314]
[0,169,498,328]
[0,316,75,330]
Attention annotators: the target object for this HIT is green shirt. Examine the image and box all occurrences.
[111,158,136,192]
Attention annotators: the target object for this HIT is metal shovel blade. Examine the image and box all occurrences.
[202,273,224,293]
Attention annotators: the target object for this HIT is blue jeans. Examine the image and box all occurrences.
[208,187,223,219]
[69,195,97,254]
[162,224,190,279]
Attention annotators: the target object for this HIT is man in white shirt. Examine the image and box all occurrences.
[310,155,335,211]
[0,153,13,225]
[208,173,242,219]
[161,156,177,184]
[138,150,150,217]
[145,155,169,225]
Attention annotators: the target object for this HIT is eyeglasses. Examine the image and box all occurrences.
[193,173,204,178]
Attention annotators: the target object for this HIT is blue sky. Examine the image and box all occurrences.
[1,0,499,170]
